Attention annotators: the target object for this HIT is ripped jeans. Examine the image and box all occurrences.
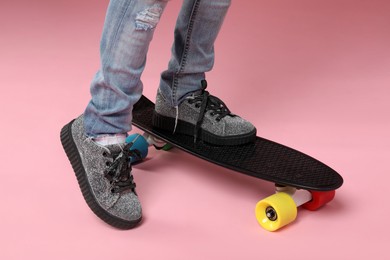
[84,0,231,137]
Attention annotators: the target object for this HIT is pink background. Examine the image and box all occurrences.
[1,0,389,259]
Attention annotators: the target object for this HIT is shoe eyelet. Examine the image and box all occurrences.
[215,118,221,122]
[106,161,111,166]
[195,104,200,108]
[102,152,107,157]
[210,112,215,116]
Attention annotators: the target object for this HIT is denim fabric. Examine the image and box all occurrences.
[84,0,231,137]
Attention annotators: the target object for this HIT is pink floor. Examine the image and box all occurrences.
[1,0,389,259]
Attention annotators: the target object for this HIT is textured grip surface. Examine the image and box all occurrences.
[133,96,343,191]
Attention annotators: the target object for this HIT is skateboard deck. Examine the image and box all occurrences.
[132,95,343,191]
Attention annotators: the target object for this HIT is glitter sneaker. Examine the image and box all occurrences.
[153,80,256,145]
[60,115,142,229]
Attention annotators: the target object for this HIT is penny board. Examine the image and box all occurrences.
[132,95,343,191]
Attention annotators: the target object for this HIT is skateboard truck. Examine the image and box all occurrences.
[142,133,173,151]
[255,185,335,231]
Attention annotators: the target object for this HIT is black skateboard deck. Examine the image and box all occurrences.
[132,95,343,191]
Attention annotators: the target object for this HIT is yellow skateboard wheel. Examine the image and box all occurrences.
[255,192,297,231]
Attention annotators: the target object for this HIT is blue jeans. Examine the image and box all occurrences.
[84,0,231,137]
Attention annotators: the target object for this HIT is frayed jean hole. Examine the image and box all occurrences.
[135,4,163,31]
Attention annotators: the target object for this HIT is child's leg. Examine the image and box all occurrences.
[159,0,231,106]
[85,0,169,138]
[61,0,169,229]
[155,0,257,146]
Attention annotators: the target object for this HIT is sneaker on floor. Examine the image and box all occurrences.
[60,115,142,229]
[153,80,256,146]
